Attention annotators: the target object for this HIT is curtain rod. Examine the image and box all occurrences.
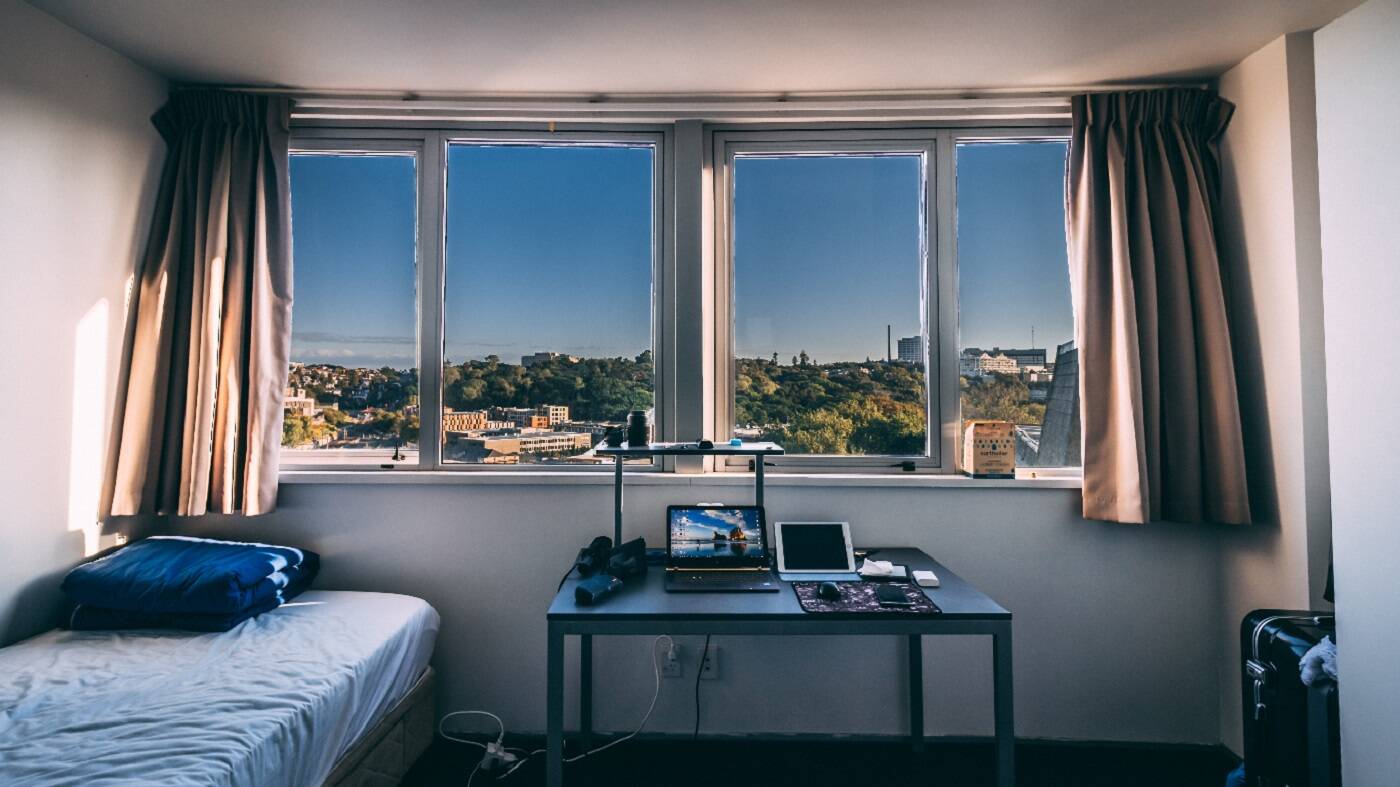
[179,84,1208,123]
[179,84,1211,103]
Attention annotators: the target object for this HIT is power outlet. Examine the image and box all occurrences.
[661,642,683,678]
[699,645,720,680]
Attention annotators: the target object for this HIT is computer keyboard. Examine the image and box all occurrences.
[673,572,765,584]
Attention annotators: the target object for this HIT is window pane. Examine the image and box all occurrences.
[284,154,419,465]
[442,144,654,465]
[732,154,927,456]
[955,141,1080,468]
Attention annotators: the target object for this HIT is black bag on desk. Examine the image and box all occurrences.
[1239,610,1340,787]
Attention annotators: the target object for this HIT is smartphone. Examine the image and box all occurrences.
[875,584,915,607]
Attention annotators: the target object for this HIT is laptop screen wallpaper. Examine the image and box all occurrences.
[669,508,766,559]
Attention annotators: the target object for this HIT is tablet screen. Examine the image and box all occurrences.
[779,523,851,570]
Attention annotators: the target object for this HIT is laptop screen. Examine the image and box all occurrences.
[668,506,767,562]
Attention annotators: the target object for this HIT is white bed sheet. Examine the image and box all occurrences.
[0,590,439,787]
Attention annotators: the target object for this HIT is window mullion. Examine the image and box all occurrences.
[933,132,958,472]
[418,131,446,469]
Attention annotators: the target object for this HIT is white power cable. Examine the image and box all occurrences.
[438,709,505,749]
[491,634,674,780]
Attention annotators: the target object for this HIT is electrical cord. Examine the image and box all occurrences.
[493,635,674,780]
[694,634,711,740]
[439,709,511,784]
[438,709,505,749]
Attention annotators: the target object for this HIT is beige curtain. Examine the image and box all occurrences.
[1067,90,1250,524]
[109,90,292,516]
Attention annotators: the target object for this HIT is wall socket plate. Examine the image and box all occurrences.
[661,642,682,678]
[699,645,720,680]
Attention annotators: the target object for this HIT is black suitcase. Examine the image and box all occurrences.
[1239,609,1341,787]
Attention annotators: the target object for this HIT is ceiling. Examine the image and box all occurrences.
[27,0,1360,95]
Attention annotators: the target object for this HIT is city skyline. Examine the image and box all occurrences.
[288,142,1073,369]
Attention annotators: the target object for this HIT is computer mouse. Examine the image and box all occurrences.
[817,581,842,601]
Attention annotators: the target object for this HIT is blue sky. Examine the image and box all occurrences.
[289,141,1071,368]
[956,141,1073,354]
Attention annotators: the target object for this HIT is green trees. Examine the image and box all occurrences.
[440,354,654,422]
[959,373,1045,426]
[290,353,1043,457]
[281,414,336,447]
[736,358,928,455]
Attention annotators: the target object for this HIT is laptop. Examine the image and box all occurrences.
[664,505,780,593]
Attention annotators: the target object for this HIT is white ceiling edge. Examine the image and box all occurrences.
[24,0,1363,97]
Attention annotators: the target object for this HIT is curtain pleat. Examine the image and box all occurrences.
[1068,90,1251,524]
[110,90,291,517]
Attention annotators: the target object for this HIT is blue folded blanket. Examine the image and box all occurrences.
[62,536,320,616]
[68,595,284,632]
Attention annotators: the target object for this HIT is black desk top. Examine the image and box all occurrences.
[547,548,1009,622]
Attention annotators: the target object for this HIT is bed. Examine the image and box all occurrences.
[0,590,440,786]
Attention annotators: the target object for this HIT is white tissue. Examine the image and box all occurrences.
[858,559,896,577]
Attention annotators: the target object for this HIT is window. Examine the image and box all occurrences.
[284,152,419,465]
[955,140,1079,469]
[728,150,931,461]
[716,134,942,471]
[441,142,656,465]
[280,124,1075,476]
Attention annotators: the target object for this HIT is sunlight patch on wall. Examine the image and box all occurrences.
[69,298,110,556]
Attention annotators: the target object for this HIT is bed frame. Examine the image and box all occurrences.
[322,667,436,787]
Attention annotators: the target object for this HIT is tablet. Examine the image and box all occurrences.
[774,521,856,574]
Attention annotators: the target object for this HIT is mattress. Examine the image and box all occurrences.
[0,590,439,787]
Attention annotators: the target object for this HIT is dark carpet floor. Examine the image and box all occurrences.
[402,736,1238,787]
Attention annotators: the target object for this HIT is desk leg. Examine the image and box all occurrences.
[547,624,565,787]
[993,625,1015,787]
[908,634,925,752]
[579,634,593,749]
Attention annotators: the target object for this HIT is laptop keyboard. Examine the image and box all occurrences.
[672,572,767,585]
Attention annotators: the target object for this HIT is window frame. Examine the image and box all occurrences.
[280,122,1075,477]
[948,128,1075,474]
[283,134,431,470]
[710,126,1072,474]
[712,131,946,472]
[286,126,672,472]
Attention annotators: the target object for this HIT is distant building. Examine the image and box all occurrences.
[1031,340,1080,467]
[522,352,580,367]
[537,404,569,425]
[447,430,593,458]
[960,347,1045,376]
[995,347,1046,368]
[897,336,923,364]
[283,387,317,416]
[977,353,1018,375]
[442,409,489,431]
[559,421,616,438]
[490,406,550,429]
[1020,365,1054,383]
[959,351,983,377]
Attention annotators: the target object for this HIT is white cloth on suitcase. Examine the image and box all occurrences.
[1299,635,1338,685]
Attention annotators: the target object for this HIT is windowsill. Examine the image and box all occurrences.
[278,468,1082,489]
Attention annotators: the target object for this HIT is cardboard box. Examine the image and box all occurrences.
[963,420,1016,478]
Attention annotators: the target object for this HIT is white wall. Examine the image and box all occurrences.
[175,478,1225,744]
[1215,31,1332,755]
[0,0,166,645]
[1315,0,1400,782]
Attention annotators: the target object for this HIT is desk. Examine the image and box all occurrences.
[545,548,1013,786]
